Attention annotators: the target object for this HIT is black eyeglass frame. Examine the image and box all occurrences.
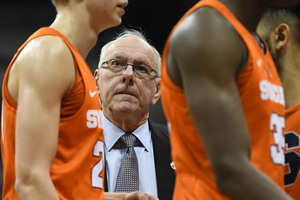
[100,58,159,79]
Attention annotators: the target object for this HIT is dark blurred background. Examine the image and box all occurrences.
[0,0,199,196]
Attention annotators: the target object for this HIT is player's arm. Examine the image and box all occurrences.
[11,36,75,199]
[168,8,291,199]
[104,191,159,200]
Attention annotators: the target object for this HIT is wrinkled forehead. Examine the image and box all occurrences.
[104,37,158,69]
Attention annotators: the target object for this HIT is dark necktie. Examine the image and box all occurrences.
[114,133,139,192]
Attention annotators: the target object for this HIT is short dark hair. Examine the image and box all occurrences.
[262,3,300,44]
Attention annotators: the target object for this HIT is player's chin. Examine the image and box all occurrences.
[112,17,123,27]
[105,17,122,28]
[111,13,124,25]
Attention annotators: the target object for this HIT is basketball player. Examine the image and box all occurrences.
[258,4,300,199]
[161,0,298,199]
[1,0,157,199]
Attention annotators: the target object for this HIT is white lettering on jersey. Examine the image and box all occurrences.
[259,80,285,106]
[87,110,103,128]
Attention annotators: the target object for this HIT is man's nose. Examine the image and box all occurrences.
[122,65,134,85]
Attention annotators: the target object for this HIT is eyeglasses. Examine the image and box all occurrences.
[100,59,159,79]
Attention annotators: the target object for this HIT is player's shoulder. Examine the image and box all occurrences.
[169,6,246,73]
[15,34,74,76]
[14,35,75,90]
[21,35,72,62]
[171,6,240,51]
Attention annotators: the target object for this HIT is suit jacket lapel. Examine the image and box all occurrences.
[104,161,108,192]
[150,120,175,200]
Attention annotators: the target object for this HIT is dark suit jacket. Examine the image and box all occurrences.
[104,120,175,200]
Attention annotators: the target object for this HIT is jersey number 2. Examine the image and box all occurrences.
[92,140,104,189]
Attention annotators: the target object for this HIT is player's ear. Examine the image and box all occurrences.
[94,69,100,93]
[274,23,290,55]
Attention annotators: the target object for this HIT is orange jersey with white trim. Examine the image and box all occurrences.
[1,27,104,200]
[284,104,300,200]
[161,0,286,199]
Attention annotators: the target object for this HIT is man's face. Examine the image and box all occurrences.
[96,37,160,119]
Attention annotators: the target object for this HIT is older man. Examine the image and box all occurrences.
[95,29,175,200]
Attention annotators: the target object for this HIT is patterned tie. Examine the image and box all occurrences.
[115,133,139,192]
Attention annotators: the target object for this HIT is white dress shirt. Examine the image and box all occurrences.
[102,113,158,197]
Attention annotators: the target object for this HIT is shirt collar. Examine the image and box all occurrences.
[102,113,151,152]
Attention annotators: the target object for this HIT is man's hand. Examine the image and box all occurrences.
[124,191,159,200]
[104,191,159,200]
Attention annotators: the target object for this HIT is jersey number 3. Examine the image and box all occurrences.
[270,113,285,165]
[284,131,300,186]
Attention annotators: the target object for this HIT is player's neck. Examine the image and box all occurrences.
[280,51,300,109]
[50,13,98,59]
[220,0,268,34]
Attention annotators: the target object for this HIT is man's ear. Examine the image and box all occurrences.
[94,69,99,79]
[94,69,100,93]
[275,23,290,55]
[151,78,161,105]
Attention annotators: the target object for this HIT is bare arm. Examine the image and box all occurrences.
[11,36,75,199]
[168,8,291,199]
[104,191,159,200]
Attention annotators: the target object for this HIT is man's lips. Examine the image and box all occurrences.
[116,91,136,97]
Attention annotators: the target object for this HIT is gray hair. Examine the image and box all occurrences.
[98,29,161,75]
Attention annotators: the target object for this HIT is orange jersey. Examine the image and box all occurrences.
[1,27,104,200]
[161,0,286,199]
[284,104,300,200]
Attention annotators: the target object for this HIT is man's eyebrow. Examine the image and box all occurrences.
[111,55,151,66]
